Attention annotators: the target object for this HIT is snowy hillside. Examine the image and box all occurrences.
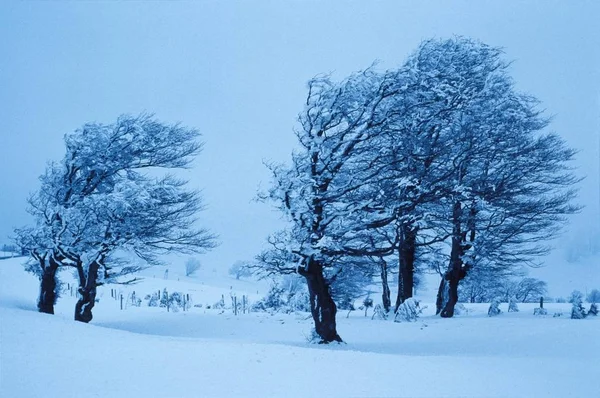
[1,257,599,398]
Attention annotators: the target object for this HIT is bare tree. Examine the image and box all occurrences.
[185,257,202,277]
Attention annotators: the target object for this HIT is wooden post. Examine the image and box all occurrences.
[234,296,237,315]
[120,294,123,310]
[540,296,544,309]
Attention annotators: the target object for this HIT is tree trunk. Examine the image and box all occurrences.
[436,277,448,314]
[440,201,470,318]
[379,258,391,313]
[74,260,99,323]
[38,256,60,314]
[298,258,342,343]
[395,225,417,312]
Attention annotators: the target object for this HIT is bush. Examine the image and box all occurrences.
[146,292,160,307]
[394,298,422,322]
[488,298,502,317]
[251,281,310,314]
[588,303,598,316]
[533,307,547,316]
[508,297,519,312]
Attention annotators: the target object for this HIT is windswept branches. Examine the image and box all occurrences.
[16,114,216,320]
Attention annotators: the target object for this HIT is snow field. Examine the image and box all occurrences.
[1,257,599,397]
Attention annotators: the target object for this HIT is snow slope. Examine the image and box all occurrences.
[1,257,599,397]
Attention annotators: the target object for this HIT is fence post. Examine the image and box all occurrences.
[120,294,123,310]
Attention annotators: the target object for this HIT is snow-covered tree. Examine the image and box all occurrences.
[570,290,587,319]
[16,114,216,320]
[416,38,581,317]
[488,298,502,317]
[508,297,519,313]
[258,70,409,343]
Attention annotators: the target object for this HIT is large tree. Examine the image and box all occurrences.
[260,70,405,342]
[16,114,216,320]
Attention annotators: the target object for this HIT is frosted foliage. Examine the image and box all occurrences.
[508,298,519,312]
[15,114,216,286]
[394,298,422,322]
[488,298,502,317]
[570,291,587,319]
[533,307,548,316]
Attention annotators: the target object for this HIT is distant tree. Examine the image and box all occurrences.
[15,114,216,320]
[514,278,548,303]
[568,290,585,304]
[228,261,252,280]
[586,289,600,303]
[185,257,202,277]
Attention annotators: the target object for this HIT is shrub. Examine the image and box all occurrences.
[508,297,519,312]
[488,298,502,317]
[394,298,422,322]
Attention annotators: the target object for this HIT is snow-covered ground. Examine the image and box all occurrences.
[1,257,598,397]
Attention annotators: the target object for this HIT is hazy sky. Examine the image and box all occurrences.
[1,1,598,274]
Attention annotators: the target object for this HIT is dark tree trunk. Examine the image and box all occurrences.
[394,225,417,312]
[38,256,60,315]
[436,277,448,314]
[298,258,342,344]
[74,260,99,323]
[379,258,391,313]
[440,201,475,318]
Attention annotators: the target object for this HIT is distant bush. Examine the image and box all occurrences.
[555,297,567,303]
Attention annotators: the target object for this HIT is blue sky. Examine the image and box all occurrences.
[1,1,598,273]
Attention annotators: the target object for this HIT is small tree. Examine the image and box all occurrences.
[570,290,587,319]
[185,257,202,277]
